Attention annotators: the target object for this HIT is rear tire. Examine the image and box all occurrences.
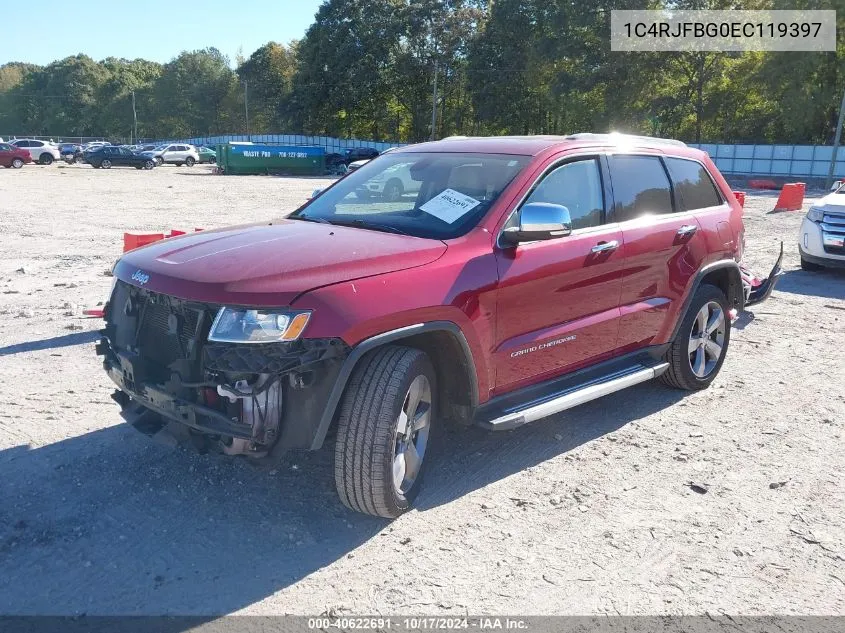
[185,156,195,167]
[661,284,730,391]
[335,346,436,518]
[11,158,23,169]
[39,153,54,165]
[800,256,823,271]
[155,157,163,166]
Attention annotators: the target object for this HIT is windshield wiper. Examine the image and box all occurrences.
[324,219,412,236]
[292,215,332,224]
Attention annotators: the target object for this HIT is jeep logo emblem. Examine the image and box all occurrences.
[131,270,150,285]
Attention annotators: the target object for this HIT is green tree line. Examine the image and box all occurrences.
[1,0,843,144]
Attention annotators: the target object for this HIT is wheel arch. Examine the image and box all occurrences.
[669,259,742,343]
[310,321,479,450]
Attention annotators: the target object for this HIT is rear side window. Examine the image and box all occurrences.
[665,157,723,210]
[608,155,673,222]
[523,158,605,230]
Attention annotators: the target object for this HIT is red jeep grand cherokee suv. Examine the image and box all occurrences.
[98,134,780,518]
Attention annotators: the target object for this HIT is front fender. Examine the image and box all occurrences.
[307,321,479,450]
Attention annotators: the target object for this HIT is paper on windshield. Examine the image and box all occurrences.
[419,189,481,224]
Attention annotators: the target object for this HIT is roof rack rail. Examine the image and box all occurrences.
[565,133,687,147]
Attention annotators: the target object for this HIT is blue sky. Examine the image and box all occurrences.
[1,0,323,66]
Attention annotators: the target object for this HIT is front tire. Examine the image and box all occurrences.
[155,157,163,166]
[661,284,730,391]
[144,160,155,170]
[335,346,435,518]
[11,158,23,169]
[800,256,823,271]
[101,159,112,169]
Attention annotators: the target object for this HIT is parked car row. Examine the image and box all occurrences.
[0,138,217,170]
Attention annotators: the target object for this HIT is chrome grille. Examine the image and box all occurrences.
[822,211,845,254]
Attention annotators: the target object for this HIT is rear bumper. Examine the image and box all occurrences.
[741,242,784,307]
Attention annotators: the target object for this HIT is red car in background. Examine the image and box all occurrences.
[0,142,32,168]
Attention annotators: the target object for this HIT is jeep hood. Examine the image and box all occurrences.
[113,219,447,306]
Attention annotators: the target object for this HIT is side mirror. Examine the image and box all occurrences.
[502,202,572,245]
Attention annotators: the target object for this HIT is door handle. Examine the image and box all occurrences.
[591,240,619,254]
[677,224,698,237]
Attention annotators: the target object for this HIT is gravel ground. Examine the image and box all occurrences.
[0,163,843,616]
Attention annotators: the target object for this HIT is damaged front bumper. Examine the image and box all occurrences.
[97,280,351,454]
[740,241,784,307]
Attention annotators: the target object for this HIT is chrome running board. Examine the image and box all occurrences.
[481,362,669,430]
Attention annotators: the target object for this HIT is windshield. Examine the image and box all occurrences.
[291,152,529,240]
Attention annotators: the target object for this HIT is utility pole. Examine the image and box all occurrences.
[131,90,138,143]
[826,85,845,190]
[430,61,438,141]
[244,81,250,140]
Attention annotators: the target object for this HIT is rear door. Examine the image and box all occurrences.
[13,140,33,159]
[29,140,44,160]
[118,147,134,165]
[493,155,624,392]
[611,154,710,351]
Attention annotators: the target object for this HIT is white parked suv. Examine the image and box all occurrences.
[356,161,421,201]
[141,143,199,167]
[9,139,61,165]
[799,182,845,270]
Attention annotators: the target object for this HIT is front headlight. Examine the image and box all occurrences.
[807,206,824,222]
[208,307,311,343]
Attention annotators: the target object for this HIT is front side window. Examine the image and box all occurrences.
[291,152,530,240]
[664,157,723,210]
[608,155,673,222]
[521,158,604,230]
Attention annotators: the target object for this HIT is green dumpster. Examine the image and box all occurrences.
[216,143,326,175]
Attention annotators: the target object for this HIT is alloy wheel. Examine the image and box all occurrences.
[688,300,726,378]
[392,374,432,494]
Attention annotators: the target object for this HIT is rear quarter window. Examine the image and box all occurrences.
[608,155,673,222]
[664,157,723,210]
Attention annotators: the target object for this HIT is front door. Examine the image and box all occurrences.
[493,156,625,393]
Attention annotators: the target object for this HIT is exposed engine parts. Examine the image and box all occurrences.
[217,374,282,457]
[98,280,350,456]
